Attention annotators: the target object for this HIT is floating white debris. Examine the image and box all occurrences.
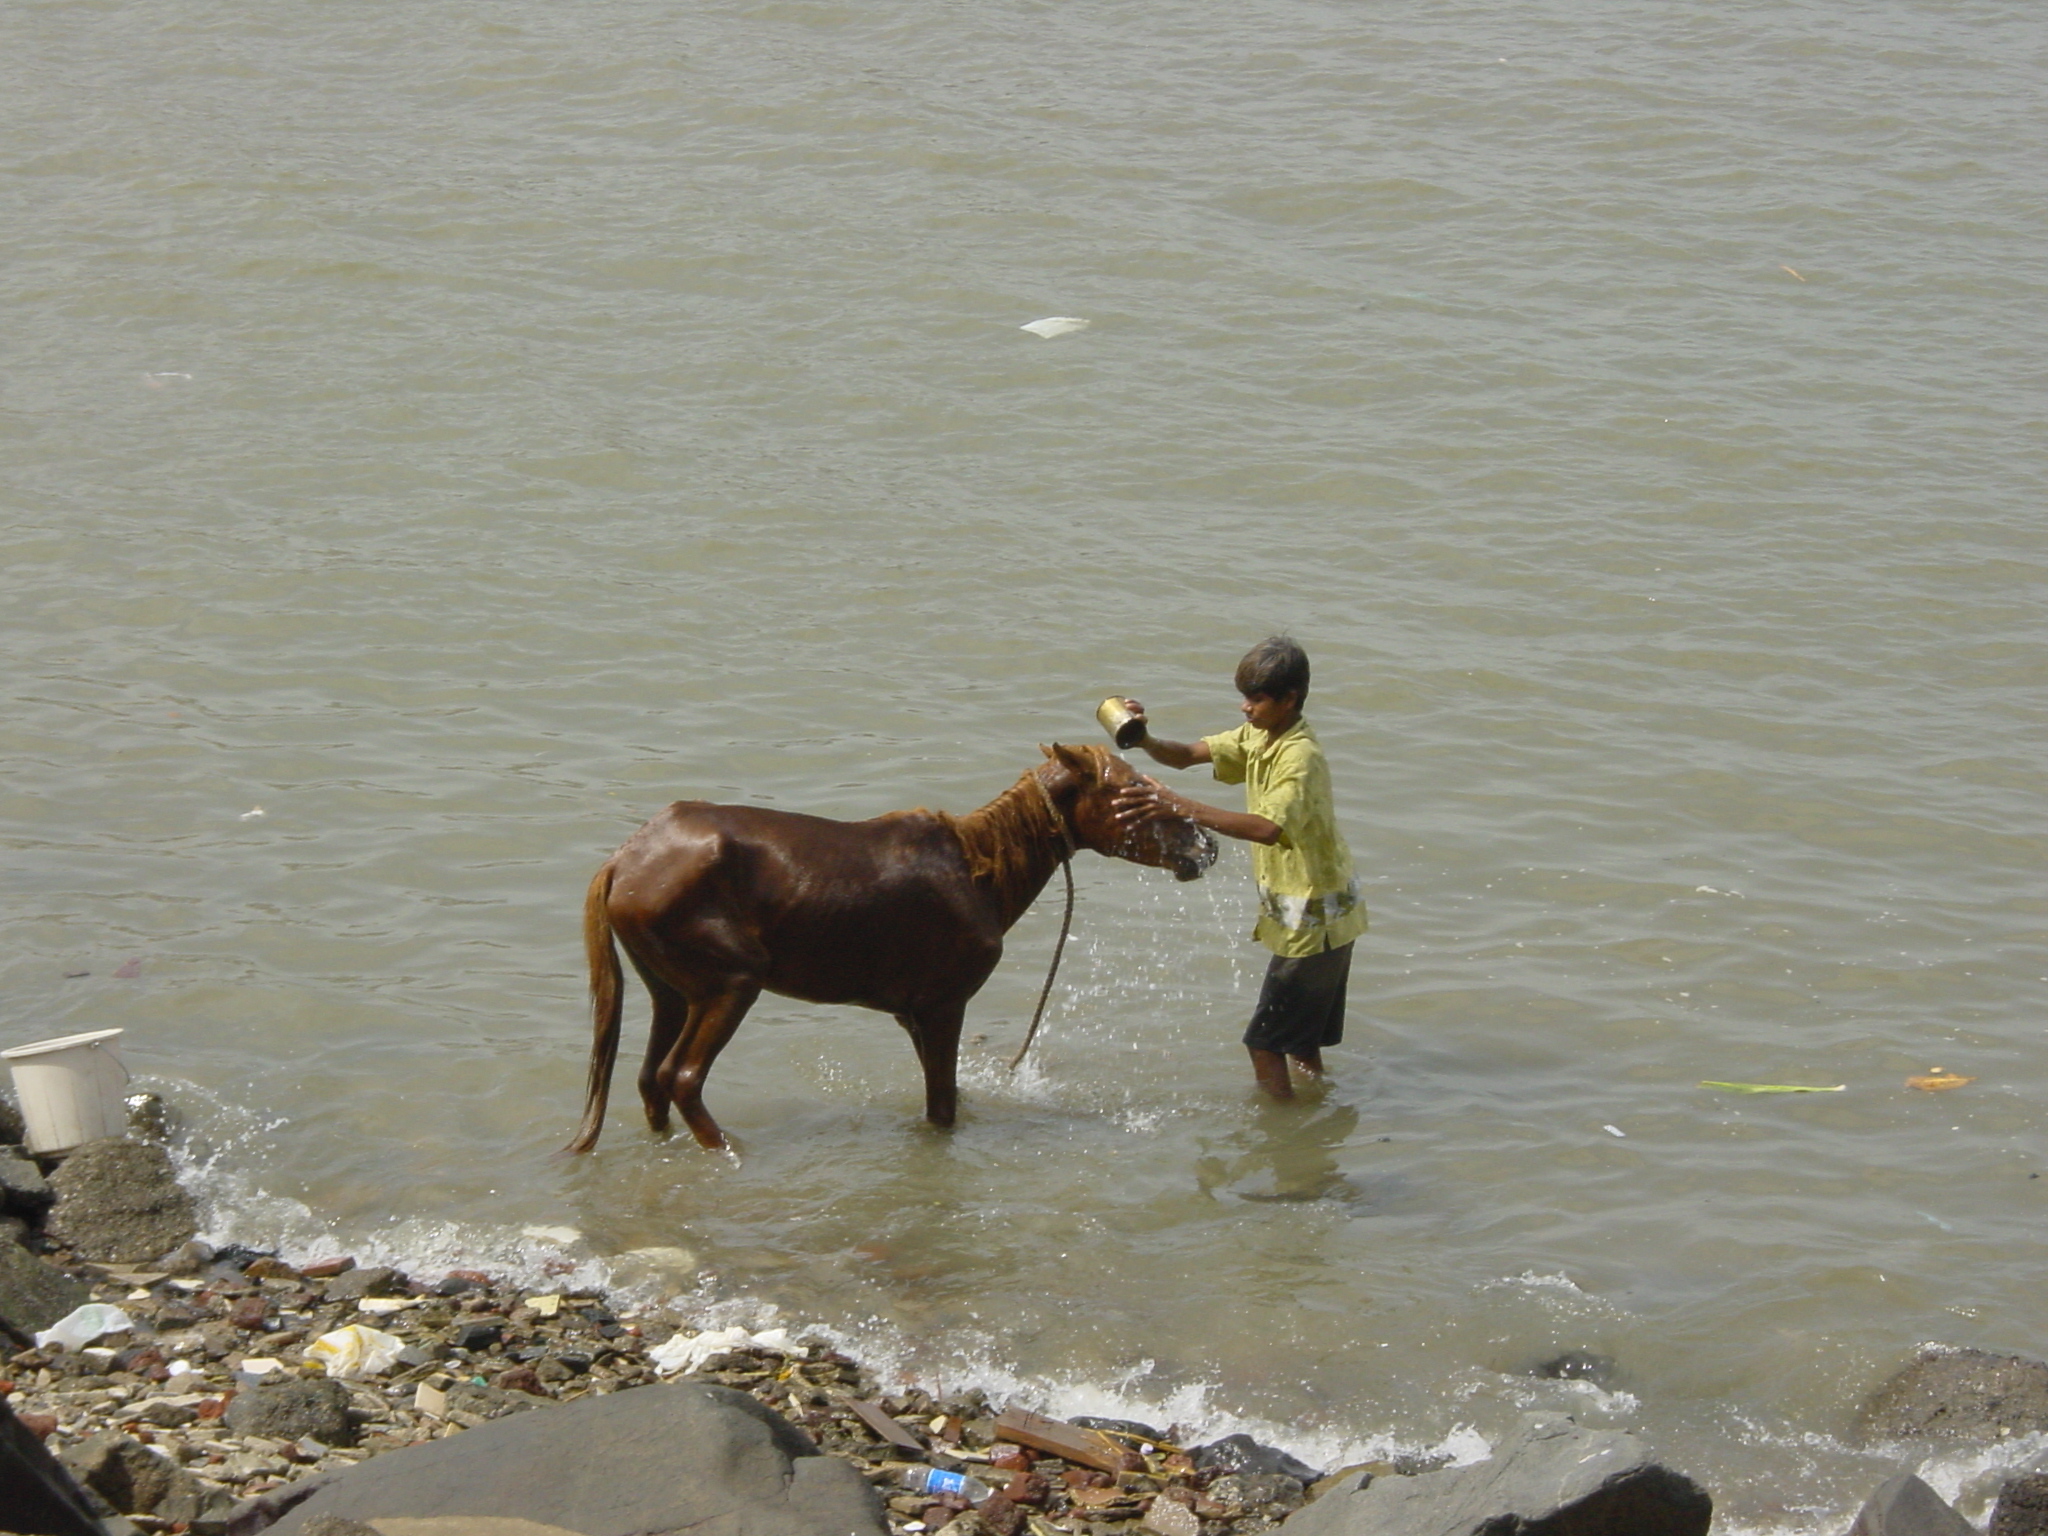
[616,1244,696,1274]
[1020,316,1089,339]
[304,1322,406,1379]
[1603,1124,1627,1138]
[240,806,265,820]
[35,1304,134,1351]
[522,1224,580,1244]
[648,1324,800,1376]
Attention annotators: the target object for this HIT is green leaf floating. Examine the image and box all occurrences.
[1698,1080,1845,1094]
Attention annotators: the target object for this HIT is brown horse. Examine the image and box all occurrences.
[566,743,1216,1153]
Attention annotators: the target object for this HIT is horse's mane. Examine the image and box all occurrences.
[939,769,1062,899]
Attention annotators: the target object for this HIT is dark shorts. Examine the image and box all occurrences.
[1242,941,1353,1056]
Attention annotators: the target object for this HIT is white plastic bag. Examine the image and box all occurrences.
[34,1303,134,1351]
[648,1324,799,1376]
[303,1322,405,1379]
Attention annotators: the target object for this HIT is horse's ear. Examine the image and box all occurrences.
[1049,741,1094,778]
[1038,742,1056,759]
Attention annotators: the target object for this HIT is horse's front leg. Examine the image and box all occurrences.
[906,1003,965,1129]
[658,979,761,1150]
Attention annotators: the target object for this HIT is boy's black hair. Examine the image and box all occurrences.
[1235,636,1310,702]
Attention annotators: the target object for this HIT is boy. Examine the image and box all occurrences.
[1112,637,1364,1099]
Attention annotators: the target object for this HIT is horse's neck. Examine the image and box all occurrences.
[951,772,1067,929]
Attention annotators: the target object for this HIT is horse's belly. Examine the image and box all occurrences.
[762,919,997,1015]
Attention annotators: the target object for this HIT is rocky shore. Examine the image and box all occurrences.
[5,1231,1352,1536]
[1,1114,1399,1536]
[6,1115,2048,1536]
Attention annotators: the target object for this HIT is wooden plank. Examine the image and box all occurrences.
[842,1396,928,1453]
[993,1407,1146,1474]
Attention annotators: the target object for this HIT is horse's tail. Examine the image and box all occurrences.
[564,862,623,1154]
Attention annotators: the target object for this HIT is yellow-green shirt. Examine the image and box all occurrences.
[1202,718,1365,958]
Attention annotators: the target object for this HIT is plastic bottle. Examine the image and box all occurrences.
[898,1466,994,1502]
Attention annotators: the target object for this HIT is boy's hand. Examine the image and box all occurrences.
[1113,774,1179,826]
[1116,773,1282,846]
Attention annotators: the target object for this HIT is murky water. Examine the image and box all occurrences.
[4,1,2046,1528]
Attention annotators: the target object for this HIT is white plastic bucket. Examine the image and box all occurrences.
[2,1028,131,1155]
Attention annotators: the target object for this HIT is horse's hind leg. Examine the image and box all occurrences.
[656,979,761,1151]
[635,973,692,1137]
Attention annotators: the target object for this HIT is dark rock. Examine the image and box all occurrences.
[243,1255,302,1282]
[978,1494,1026,1536]
[1002,1472,1050,1506]
[3,1212,30,1249]
[1530,1349,1617,1385]
[395,1343,444,1369]
[1278,1414,1710,1536]
[445,1379,546,1420]
[223,1378,357,1447]
[131,1398,199,1428]
[44,1138,197,1264]
[1994,1473,2048,1536]
[1207,1474,1305,1516]
[1857,1349,2048,1445]
[300,1519,384,1536]
[124,1091,172,1141]
[114,1344,164,1375]
[258,1381,888,1536]
[321,1265,397,1301]
[0,1146,55,1214]
[300,1256,356,1279]
[492,1363,548,1396]
[2,1397,108,1536]
[59,1428,219,1517]
[158,1239,213,1277]
[1192,1433,1323,1485]
[0,1093,25,1147]
[0,1235,93,1344]
[229,1296,269,1330]
[1847,1472,1977,1536]
[451,1319,504,1351]
[435,1272,487,1296]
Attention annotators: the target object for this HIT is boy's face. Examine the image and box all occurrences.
[1239,690,1300,734]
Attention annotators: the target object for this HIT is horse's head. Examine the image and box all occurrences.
[1040,743,1218,881]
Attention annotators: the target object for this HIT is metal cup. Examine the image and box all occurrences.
[1096,697,1148,751]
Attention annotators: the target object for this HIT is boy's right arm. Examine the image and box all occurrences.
[1118,699,1212,769]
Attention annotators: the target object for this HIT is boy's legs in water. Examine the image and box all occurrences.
[1247,1047,1327,1099]
[1244,943,1352,1099]
[1249,1047,1294,1099]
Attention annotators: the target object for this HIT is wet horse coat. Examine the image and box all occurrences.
[566,743,1215,1152]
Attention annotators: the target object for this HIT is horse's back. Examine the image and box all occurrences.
[603,800,990,1007]
[613,801,948,885]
